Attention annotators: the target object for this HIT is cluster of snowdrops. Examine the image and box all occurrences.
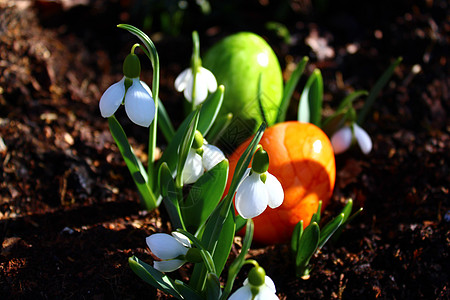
[99,25,399,299]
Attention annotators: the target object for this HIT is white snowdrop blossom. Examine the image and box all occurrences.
[331,123,372,155]
[100,77,155,127]
[235,168,284,219]
[146,232,191,272]
[229,275,279,300]
[175,67,217,106]
[182,141,225,185]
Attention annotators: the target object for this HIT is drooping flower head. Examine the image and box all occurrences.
[229,266,279,300]
[99,52,156,127]
[235,146,284,219]
[146,232,204,272]
[175,66,217,106]
[331,122,372,155]
[174,31,217,106]
[182,130,225,184]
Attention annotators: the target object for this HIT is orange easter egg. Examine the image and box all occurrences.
[225,121,336,244]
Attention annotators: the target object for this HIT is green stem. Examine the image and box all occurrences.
[190,31,200,112]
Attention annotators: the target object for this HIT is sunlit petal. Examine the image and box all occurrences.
[146,233,188,260]
[140,80,153,96]
[262,276,276,293]
[202,144,225,171]
[171,232,191,248]
[199,67,217,93]
[353,123,372,154]
[125,79,156,127]
[153,259,185,273]
[228,284,252,300]
[182,149,204,184]
[331,126,352,154]
[174,68,192,92]
[265,173,284,209]
[192,72,209,105]
[235,172,268,219]
[99,77,125,117]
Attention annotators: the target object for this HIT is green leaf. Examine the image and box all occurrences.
[290,220,303,254]
[357,57,402,124]
[257,72,268,124]
[205,112,233,144]
[278,56,309,123]
[295,222,320,277]
[158,86,224,176]
[191,204,236,290]
[340,199,354,223]
[128,256,183,299]
[108,116,157,210]
[159,163,185,230]
[175,108,201,188]
[298,69,323,126]
[336,90,368,112]
[318,213,344,249]
[235,214,247,233]
[181,160,229,233]
[173,280,204,300]
[197,85,225,135]
[220,219,254,300]
[157,98,176,142]
[205,273,222,300]
[310,200,322,225]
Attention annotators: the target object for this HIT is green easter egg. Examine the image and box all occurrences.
[203,32,283,149]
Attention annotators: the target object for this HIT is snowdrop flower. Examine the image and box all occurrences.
[229,266,278,300]
[331,123,372,155]
[99,53,155,127]
[182,131,225,184]
[235,147,284,219]
[146,232,192,272]
[175,66,217,106]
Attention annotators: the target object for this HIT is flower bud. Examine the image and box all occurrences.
[123,53,141,78]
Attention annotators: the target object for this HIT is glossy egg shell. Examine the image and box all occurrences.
[224,121,336,244]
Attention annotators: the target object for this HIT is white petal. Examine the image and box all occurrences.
[331,126,352,154]
[99,77,125,117]
[192,72,209,106]
[262,276,276,293]
[235,172,269,219]
[228,284,252,300]
[171,232,191,248]
[202,144,225,171]
[182,149,204,184]
[125,79,156,127]
[255,288,279,300]
[264,173,284,209]
[353,123,372,154]
[146,233,188,260]
[174,68,192,92]
[154,259,185,273]
[199,67,217,93]
[140,80,153,96]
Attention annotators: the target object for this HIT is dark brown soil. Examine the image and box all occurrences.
[0,0,448,299]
